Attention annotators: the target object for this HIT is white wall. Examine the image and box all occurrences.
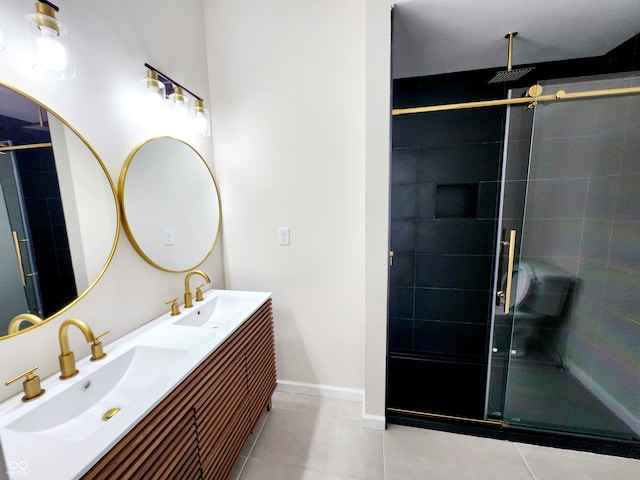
[0,0,392,425]
[203,0,391,423]
[0,0,224,402]
[364,0,392,425]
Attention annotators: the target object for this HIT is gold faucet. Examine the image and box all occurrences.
[184,270,211,308]
[58,318,109,380]
[7,313,43,334]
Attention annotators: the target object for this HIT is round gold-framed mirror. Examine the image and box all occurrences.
[118,137,221,272]
[0,82,120,339]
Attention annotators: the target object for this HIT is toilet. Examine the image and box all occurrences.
[502,261,572,357]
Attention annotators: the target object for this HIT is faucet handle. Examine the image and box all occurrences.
[195,284,206,302]
[5,366,46,402]
[166,298,180,316]
[90,330,109,361]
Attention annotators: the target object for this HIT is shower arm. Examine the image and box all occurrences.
[506,32,515,72]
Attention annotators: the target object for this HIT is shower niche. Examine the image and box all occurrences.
[434,184,478,219]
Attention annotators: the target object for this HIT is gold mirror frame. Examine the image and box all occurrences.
[118,137,221,273]
[0,81,120,340]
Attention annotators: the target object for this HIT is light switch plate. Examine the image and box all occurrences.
[278,227,290,246]
[164,228,175,246]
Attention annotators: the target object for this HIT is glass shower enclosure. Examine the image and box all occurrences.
[488,72,640,442]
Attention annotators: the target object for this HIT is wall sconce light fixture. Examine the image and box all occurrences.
[142,63,211,137]
[25,1,75,79]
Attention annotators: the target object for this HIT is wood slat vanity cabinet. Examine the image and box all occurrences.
[82,299,276,480]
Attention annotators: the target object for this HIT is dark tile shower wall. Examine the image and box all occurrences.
[17,147,77,316]
[388,75,506,418]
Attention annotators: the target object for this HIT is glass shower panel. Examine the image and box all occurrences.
[486,91,534,420]
[0,143,43,328]
[501,73,640,440]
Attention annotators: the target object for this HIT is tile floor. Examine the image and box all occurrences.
[229,392,640,480]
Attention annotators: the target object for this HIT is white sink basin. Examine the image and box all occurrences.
[173,291,265,328]
[5,345,188,442]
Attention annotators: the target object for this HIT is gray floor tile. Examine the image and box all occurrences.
[239,458,362,480]
[234,394,639,480]
[384,424,535,480]
[516,442,640,480]
[229,401,273,479]
[249,407,384,480]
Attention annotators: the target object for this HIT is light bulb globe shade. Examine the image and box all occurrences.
[193,100,211,137]
[168,87,190,125]
[169,87,189,107]
[36,27,68,71]
[26,7,74,79]
[144,89,165,114]
[141,70,167,116]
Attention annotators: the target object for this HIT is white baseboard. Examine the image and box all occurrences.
[567,361,640,436]
[275,380,387,430]
[361,413,386,430]
[276,379,364,402]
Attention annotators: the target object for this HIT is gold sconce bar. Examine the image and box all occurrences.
[392,85,640,116]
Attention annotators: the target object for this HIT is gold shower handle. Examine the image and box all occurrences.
[500,230,517,314]
[12,231,27,287]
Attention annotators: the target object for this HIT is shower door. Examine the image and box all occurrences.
[488,73,640,441]
[0,142,43,333]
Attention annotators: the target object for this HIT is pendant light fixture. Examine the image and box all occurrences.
[25,1,75,79]
[142,63,212,137]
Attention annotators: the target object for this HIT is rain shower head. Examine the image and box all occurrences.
[20,105,49,132]
[22,123,49,132]
[488,32,535,84]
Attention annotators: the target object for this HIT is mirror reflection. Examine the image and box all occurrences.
[119,137,221,272]
[0,83,119,338]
